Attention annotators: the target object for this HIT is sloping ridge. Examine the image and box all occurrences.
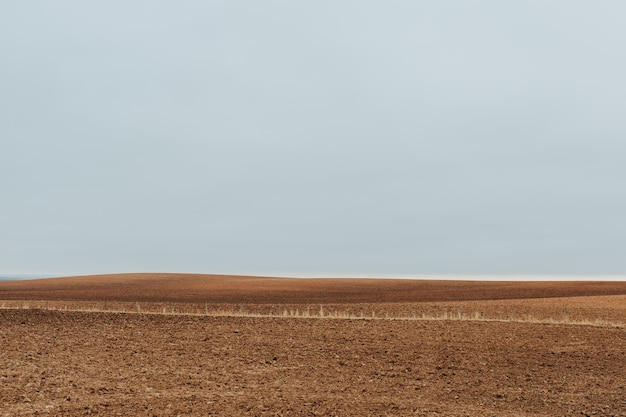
[1,273,626,304]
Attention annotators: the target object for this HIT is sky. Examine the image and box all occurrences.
[2,1,625,277]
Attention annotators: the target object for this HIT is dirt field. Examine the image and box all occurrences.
[3,273,626,304]
[2,274,626,416]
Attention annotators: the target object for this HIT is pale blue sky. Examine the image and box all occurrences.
[2,1,625,276]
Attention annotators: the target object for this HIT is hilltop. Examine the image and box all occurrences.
[2,272,626,303]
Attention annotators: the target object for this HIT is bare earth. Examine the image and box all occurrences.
[1,274,626,416]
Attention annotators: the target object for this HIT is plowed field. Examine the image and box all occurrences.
[1,274,626,416]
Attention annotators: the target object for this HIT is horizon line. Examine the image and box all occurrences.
[3,272,626,282]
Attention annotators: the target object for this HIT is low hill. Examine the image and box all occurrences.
[1,273,626,303]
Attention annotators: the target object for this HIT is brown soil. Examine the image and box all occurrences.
[2,273,626,303]
[1,274,626,416]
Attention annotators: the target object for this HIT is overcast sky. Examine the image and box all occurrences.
[2,1,625,277]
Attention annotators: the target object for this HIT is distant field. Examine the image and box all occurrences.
[2,273,626,416]
[2,272,626,303]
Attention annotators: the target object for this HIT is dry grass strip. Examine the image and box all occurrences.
[1,299,624,329]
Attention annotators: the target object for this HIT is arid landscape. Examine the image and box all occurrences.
[2,274,626,416]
